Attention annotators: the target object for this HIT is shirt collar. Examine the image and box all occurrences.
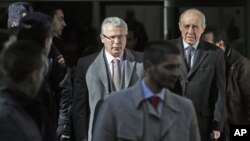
[183,39,199,50]
[141,79,165,101]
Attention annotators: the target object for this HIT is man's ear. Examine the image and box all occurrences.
[202,25,206,34]
[178,22,182,31]
[44,37,52,55]
[29,70,38,84]
[100,34,105,44]
[216,40,226,51]
[144,60,153,71]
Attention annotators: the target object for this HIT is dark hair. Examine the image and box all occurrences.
[203,25,230,48]
[17,12,53,48]
[2,40,43,83]
[39,4,63,18]
[143,41,180,66]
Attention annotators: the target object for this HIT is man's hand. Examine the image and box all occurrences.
[57,123,70,141]
[210,130,221,141]
[57,54,65,67]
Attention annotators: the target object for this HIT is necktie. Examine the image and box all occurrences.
[149,96,160,112]
[186,46,194,70]
[112,59,121,91]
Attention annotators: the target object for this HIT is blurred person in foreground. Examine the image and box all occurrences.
[0,40,46,141]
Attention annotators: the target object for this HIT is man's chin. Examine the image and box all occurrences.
[163,83,175,90]
[186,39,196,45]
[112,51,122,57]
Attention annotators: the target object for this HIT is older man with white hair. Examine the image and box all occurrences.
[72,17,144,141]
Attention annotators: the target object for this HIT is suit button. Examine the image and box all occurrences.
[186,80,189,83]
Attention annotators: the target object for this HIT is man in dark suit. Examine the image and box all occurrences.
[92,41,200,141]
[72,17,144,141]
[202,25,250,141]
[169,8,226,141]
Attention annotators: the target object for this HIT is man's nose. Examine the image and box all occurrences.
[113,37,121,43]
[173,68,180,76]
[188,26,194,33]
[63,21,66,27]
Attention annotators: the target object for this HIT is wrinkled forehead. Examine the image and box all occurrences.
[181,12,201,23]
[180,11,205,28]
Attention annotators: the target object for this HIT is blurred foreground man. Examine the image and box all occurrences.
[0,41,46,141]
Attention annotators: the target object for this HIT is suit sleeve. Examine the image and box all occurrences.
[213,50,226,131]
[72,59,90,141]
[49,47,72,126]
[92,98,116,141]
[58,71,73,125]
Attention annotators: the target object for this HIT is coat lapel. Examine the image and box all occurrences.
[147,101,161,118]
[123,49,136,88]
[188,43,208,78]
[161,89,180,138]
[92,49,110,94]
[176,39,208,79]
[176,39,189,77]
[130,81,145,138]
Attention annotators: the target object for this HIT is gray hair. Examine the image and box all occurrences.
[179,8,206,28]
[101,17,128,35]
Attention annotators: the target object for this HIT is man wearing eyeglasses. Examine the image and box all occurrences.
[72,17,144,141]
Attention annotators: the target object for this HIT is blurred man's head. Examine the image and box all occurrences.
[17,12,53,56]
[1,40,45,97]
[143,41,181,91]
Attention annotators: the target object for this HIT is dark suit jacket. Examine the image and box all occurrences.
[72,48,144,141]
[92,80,201,141]
[170,38,226,141]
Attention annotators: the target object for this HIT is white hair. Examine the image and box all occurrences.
[179,8,206,28]
[101,17,128,35]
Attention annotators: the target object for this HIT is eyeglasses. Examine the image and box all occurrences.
[102,34,127,42]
